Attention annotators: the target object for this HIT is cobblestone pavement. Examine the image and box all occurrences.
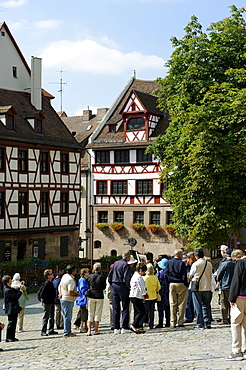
[0,292,244,370]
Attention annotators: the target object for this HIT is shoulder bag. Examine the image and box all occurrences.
[190,260,207,292]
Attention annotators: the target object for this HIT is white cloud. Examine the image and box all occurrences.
[1,0,27,7]
[34,19,63,30]
[41,39,165,75]
[8,21,27,30]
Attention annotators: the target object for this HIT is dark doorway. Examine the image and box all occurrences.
[17,241,26,260]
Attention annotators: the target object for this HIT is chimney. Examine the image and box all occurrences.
[31,57,42,110]
[96,108,109,121]
[82,109,92,122]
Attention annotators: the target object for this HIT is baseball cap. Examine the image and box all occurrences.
[220,245,227,252]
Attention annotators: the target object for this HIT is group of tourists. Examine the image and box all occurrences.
[1,246,246,362]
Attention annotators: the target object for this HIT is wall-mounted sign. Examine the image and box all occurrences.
[33,246,38,258]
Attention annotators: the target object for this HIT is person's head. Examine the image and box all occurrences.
[2,275,12,287]
[136,262,147,276]
[122,251,131,262]
[127,255,138,266]
[80,268,90,277]
[187,252,196,264]
[231,249,244,262]
[12,273,20,281]
[173,249,183,260]
[194,248,204,259]
[66,264,76,275]
[93,262,101,272]
[44,269,54,281]
[226,249,233,257]
[158,258,168,270]
[58,270,65,279]
[220,245,227,257]
[146,263,154,275]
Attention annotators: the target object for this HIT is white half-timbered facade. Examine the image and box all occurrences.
[86,76,185,259]
[0,22,81,261]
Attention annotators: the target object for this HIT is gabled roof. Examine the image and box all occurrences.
[123,90,161,115]
[0,22,31,76]
[0,88,81,150]
[62,114,99,144]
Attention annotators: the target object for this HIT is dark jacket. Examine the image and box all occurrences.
[40,280,56,304]
[87,272,106,299]
[108,259,132,288]
[216,258,235,290]
[52,277,61,305]
[229,259,246,303]
[4,286,22,315]
[164,257,189,287]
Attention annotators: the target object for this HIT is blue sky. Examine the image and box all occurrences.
[0,0,245,116]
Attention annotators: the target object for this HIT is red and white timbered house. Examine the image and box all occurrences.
[0,22,81,261]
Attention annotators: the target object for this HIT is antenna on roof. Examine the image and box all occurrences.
[49,70,67,112]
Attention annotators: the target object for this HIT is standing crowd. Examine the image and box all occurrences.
[1,246,246,362]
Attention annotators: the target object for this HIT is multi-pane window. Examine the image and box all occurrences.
[127,117,145,130]
[95,151,109,164]
[19,192,28,216]
[133,211,144,224]
[98,211,108,223]
[112,180,127,195]
[114,211,124,223]
[0,192,4,217]
[115,150,129,163]
[137,149,152,163]
[40,152,49,173]
[161,181,168,195]
[61,192,68,214]
[61,153,69,173]
[36,119,43,134]
[6,115,15,130]
[41,192,49,215]
[19,150,28,172]
[0,148,4,171]
[166,211,173,224]
[97,181,107,195]
[136,180,152,195]
[150,211,160,225]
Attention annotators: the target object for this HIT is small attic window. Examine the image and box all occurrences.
[108,124,116,133]
[36,119,43,134]
[6,114,15,130]
[12,66,17,78]
[86,125,92,131]
[1,31,5,36]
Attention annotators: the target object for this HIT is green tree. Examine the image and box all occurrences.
[148,6,246,249]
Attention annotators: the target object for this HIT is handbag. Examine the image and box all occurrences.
[157,292,162,302]
[190,260,207,292]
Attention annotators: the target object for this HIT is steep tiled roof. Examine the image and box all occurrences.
[0,88,81,150]
[62,115,99,144]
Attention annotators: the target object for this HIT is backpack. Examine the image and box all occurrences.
[37,283,44,301]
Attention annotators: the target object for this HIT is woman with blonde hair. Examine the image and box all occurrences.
[141,263,161,329]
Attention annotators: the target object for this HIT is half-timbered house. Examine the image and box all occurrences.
[87,74,185,259]
[0,22,82,261]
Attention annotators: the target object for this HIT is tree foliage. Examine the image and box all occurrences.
[148,6,246,249]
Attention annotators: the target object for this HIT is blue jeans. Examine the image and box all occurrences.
[60,300,74,336]
[192,291,212,328]
[185,289,194,321]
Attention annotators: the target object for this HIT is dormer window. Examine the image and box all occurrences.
[36,119,43,134]
[127,117,145,131]
[108,124,116,133]
[7,114,15,130]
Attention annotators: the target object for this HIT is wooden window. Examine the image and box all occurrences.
[97,181,107,195]
[108,125,116,133]
[115,150,129,163]
[133,211,144,224]
[150,211,160,225]
[60,236,68,257]
[94,240,101,249]
[36,119,43,134]
[61,192,68,214]
[111,249,117,256]
[114,211,124,223]
[40,152,49,173]
[0,191,4,217]
[19,192,28,216]
[0,148,4,171]
[112,180,127,195]
[41,192,49,215]
[95,150,109,164]
[12,66,17,78]
[98,211,108,223]
[137,149,152,163]
[61,153,69,173]
[19,150,28,172]
[137,180,152,195]
[6,114,15,130]
[166,211,173,224]
[127,117,145,130]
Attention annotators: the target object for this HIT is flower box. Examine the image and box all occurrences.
[148,224,162,233]
[95,223,109,231]
[130,223,145,232]
[164,224,175,233]
[110,222,124,231]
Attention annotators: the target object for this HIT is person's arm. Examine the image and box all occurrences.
[189,264,196,280]
[68,280,80,297]
[229,261,242,304]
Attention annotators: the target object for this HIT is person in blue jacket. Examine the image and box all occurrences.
[75,268,90,332]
